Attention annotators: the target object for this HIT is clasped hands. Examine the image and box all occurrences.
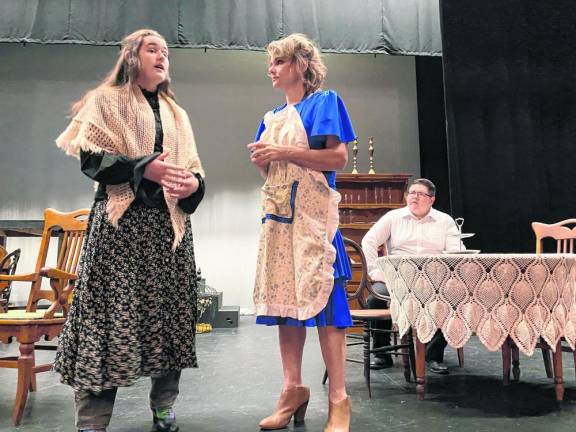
[247,141,289,169]
[143,151,199,199]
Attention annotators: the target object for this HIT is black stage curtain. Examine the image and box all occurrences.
[0,0,441,55]
[416,56,450,214]
[440,0,576,252]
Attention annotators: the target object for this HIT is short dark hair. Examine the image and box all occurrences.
[410,178,436,196]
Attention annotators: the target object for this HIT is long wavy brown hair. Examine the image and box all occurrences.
[70,29,174,116]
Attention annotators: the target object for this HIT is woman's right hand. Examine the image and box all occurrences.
[247,142,270,179]
[143,152,187,188]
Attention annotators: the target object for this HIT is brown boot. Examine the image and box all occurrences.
[323,396,352,432]
[259,385,310,430]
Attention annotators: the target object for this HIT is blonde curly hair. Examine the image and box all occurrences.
[267,33,327,95]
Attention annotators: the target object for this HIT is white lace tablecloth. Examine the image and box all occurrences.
[377,254,576,355]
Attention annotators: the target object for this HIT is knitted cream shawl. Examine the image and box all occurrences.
[56,85,205,249]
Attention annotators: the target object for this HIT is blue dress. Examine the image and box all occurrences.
[255,90,356,328]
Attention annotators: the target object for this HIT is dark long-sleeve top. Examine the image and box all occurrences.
[80,87,204,214]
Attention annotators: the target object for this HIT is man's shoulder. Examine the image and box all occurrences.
[429,208,454,222]
[384,206,410,219]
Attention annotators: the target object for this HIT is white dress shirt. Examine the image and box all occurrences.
[361,206,464,282]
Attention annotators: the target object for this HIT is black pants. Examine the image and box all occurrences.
[367,282,447,362]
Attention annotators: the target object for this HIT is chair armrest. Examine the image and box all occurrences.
[0,272,37,282]
[39,267,78,319]
[39,267,77,281]
[364,277,391,303]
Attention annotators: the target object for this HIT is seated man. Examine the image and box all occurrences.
[361,178,464,374]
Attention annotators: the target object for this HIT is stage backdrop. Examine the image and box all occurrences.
[0,0,441,55]
[441,0,576,252]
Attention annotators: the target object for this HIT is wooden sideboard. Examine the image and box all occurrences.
[336,173,412,245]
[336,173,412,316]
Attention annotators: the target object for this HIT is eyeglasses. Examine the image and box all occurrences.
[407,191,433,198]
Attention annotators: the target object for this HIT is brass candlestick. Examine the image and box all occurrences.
[351,139,359,174]
[368,137,376,174]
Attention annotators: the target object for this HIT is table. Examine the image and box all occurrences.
[378,254,576,400]
[0,220,45,247]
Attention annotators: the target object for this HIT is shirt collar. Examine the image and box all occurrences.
[401,206,438,221]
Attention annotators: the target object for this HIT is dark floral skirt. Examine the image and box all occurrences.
[54,201,198,393]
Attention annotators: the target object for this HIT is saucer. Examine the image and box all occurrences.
[442,249,481,254]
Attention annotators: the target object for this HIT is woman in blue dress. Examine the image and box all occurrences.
[248,33,356,432]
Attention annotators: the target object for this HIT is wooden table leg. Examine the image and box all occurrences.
[502,337,511,386]
[457,347,465,367]
[541,344,554,379]
[512,345,520,381]
[401,335,411,382]
[12,342,34,425]
[413,329,426,400]
[553,340,564,401]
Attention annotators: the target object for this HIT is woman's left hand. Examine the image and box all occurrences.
[248,141,289,166]
[165,171,199,199]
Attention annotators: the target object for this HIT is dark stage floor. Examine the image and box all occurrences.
[1,316,576,431]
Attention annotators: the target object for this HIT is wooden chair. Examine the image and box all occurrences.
[533,219,576,254]
[323,237,415,397]
[0,208,89,425]
[0,248,22,313]
[502,219,576,385]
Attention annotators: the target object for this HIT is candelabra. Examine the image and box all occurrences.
[368,137,375,174]
[351,139,359,174]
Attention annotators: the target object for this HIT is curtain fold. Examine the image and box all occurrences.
[0,0,441,55]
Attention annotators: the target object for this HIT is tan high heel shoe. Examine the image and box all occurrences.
[323,395,352,432]
[259,385,310,430]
